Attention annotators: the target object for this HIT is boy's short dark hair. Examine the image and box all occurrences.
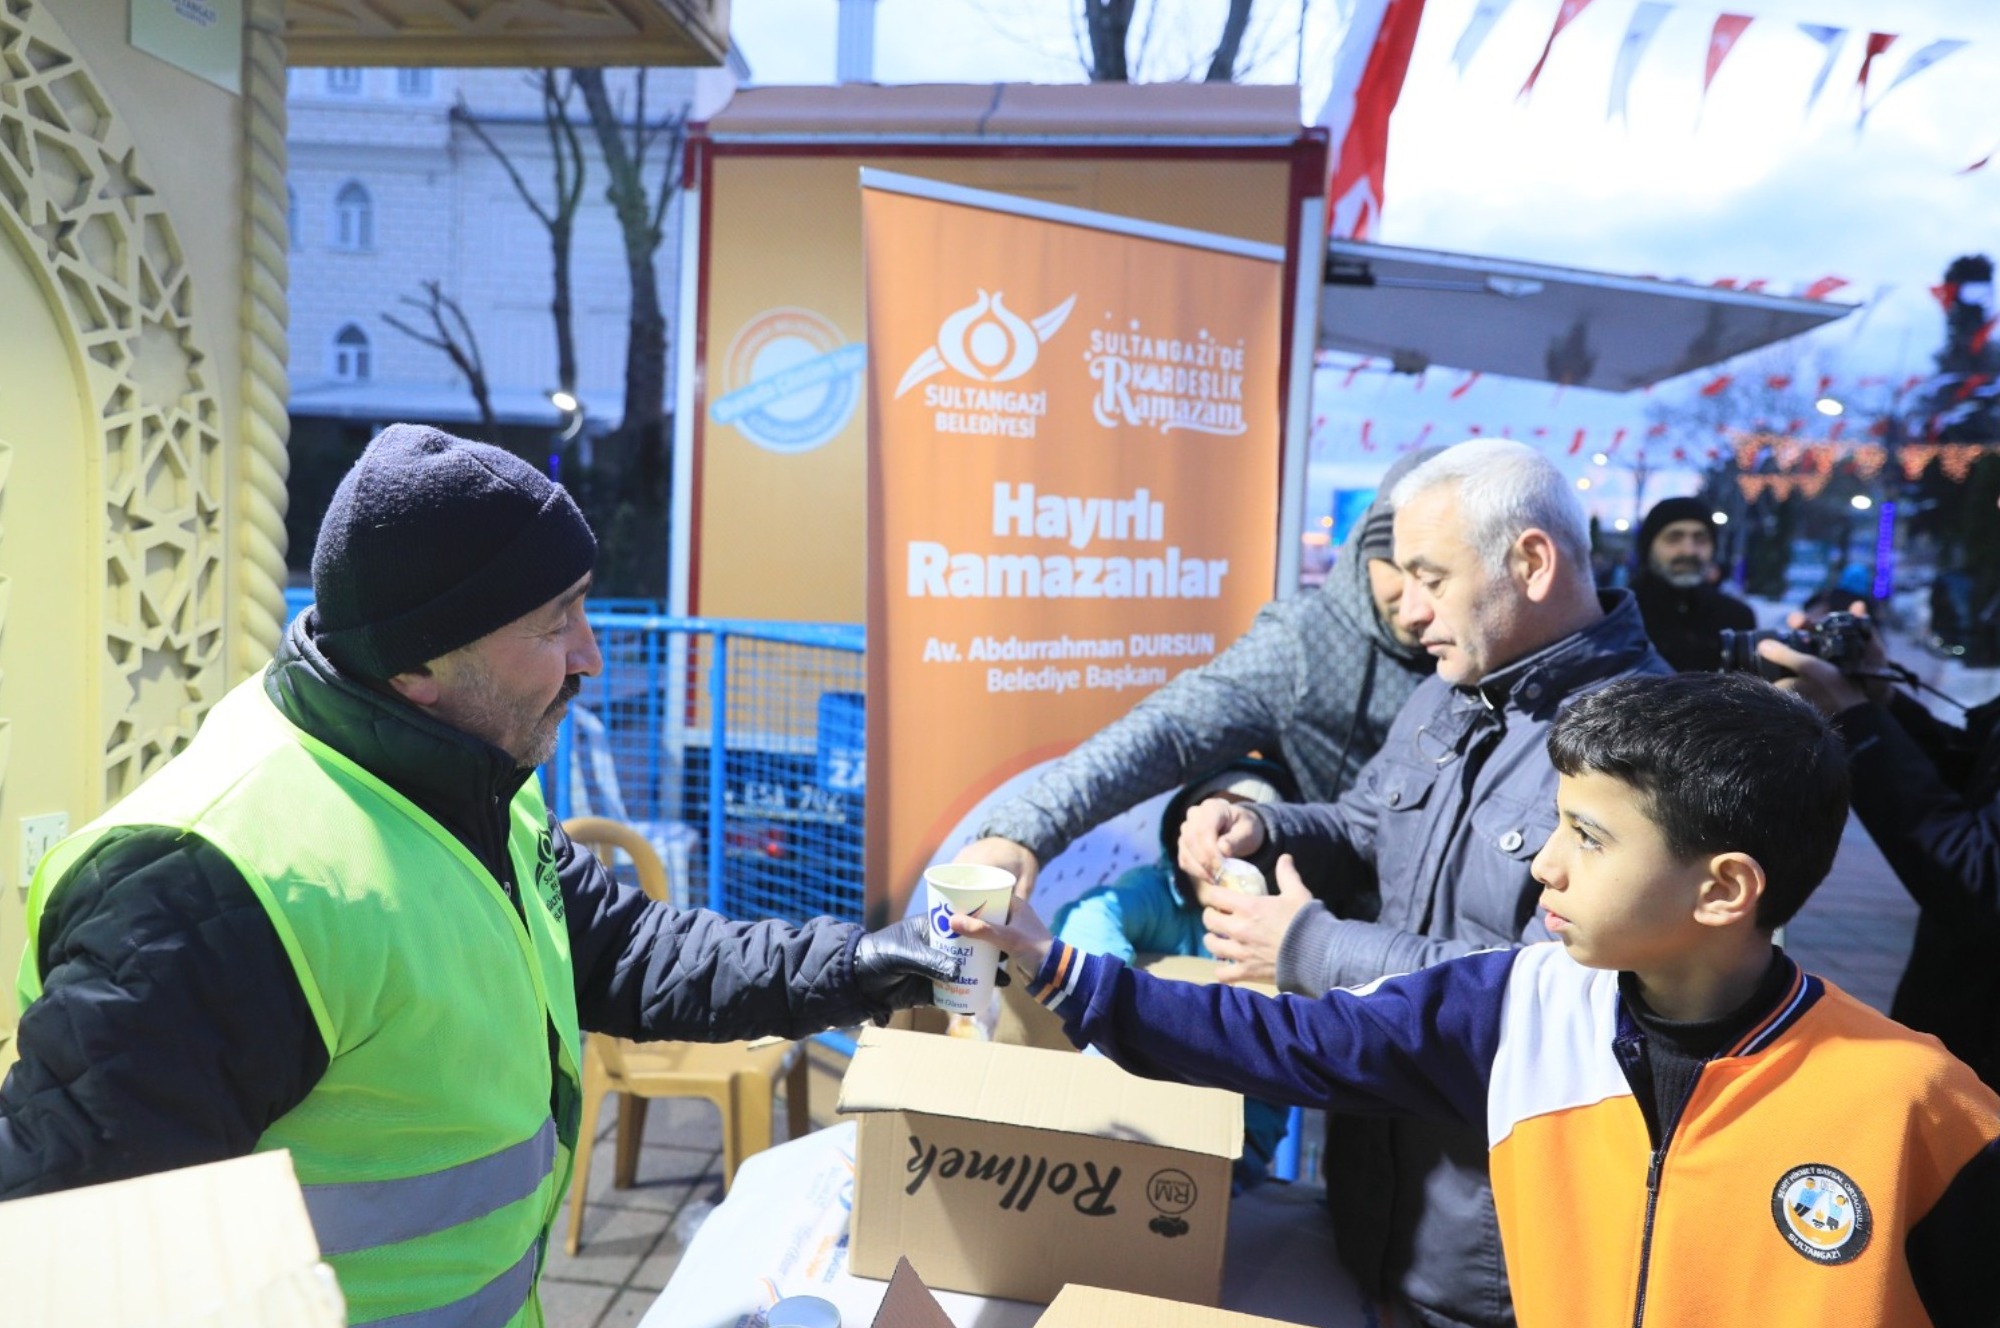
[1546,673,1849,929]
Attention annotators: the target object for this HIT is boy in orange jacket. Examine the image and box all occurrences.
[959,673,2000,1327]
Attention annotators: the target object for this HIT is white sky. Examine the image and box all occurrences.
[729,0,2000,529]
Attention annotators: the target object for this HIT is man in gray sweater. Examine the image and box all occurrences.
[956,448,1440,898]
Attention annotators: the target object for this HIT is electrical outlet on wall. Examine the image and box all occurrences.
[21,813,68,892]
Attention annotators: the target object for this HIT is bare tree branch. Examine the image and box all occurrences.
[1205,0,1256,81]
[381,280,495,429]
[453,73,588,396]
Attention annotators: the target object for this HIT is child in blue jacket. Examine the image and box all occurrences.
[1049,757,1297,1184]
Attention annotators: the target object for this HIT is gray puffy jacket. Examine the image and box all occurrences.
[1255,590,1667,1328]
[977,467,1435,863]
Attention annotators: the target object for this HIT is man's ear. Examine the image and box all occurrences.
[1694,852,1764,928]
[1510,527,1561,602]
[386,664,440,707]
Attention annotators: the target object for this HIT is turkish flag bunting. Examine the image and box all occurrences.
[1569,427,1587,454]
[1519,0,1597,100]
[1700,375,1733,397]
[1449,371,1481,399]
[1803,277,1850,301]
[1856,32,1897,118]
[1705,16,1754,94]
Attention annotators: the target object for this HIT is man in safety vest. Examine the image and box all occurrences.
[0,423,955,1326]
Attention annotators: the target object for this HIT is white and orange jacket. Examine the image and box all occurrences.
[1031,940,2000,1327]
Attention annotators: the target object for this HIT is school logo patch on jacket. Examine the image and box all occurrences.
[1772,1163,1871,1264]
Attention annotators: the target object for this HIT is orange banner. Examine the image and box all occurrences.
[861,173,1284,924]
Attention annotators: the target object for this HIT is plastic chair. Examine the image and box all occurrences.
[560,815,812,1254]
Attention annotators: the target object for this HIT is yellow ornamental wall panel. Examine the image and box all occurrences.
[0,0,245,1030]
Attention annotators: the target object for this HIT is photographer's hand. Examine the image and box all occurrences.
[1758,638,1872,717]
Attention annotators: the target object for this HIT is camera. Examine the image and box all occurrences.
[1718,611,1874,681]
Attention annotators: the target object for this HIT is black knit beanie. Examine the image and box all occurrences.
[1635,495,1715,563]
[311,423,597,679]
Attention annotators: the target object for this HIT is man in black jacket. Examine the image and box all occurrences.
[1630,496,1755,672]
[0,424,952,1211]
[1763,604,2000,1093]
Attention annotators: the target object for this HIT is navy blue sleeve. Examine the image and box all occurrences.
[554,818,885,1040]
[0,829,326,1198]
[1030,942,1514,1130]
[1906,1133,2000,1326]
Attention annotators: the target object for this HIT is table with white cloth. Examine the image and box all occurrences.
[638,1120,1367,1328]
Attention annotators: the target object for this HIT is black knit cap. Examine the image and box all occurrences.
[311,423,597,679]
[1635,495,1715,561]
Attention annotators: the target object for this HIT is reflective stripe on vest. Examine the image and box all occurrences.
[369,1242,539,1328]
[304,1118,558,1257]
[21,676,584,1327]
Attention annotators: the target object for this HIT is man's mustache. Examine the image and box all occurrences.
[548,677,583,713]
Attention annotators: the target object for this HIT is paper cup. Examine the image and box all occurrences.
[922,863,1015,1017]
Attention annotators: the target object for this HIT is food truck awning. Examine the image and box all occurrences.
[1319,239,1856,393]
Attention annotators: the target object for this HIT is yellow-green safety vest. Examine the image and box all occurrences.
[20,675,584,1327]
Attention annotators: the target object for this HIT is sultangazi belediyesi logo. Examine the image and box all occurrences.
[896,289,1075,397]
[895,290,1074,441]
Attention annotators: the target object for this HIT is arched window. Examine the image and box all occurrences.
[332,324,371,383]
[325,68,363,96]
[332,181,372,251]
[287,186,299,251]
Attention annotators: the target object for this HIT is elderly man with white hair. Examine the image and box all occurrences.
[1180,439,1668,1328]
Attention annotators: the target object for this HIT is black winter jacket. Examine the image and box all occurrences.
[0,615,882,1198]
[1835,690,2000,1091]
[1629,569,1756,673]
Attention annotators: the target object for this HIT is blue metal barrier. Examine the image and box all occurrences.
[279,591,868,926]
[560,612,866,926]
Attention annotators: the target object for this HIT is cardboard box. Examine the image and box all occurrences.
[1037,1284,1309,1328]
[0,1149,344,1328]
[838,1026,1242,1306]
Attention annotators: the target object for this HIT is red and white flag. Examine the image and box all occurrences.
[1519,0,1597,100]
[1703,15,1753,99]
[1855,32,1897,123]
[1319,0,1431,240]
[1607,2,1671,123]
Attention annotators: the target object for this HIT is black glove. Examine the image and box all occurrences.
[851,916,1011,1012]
